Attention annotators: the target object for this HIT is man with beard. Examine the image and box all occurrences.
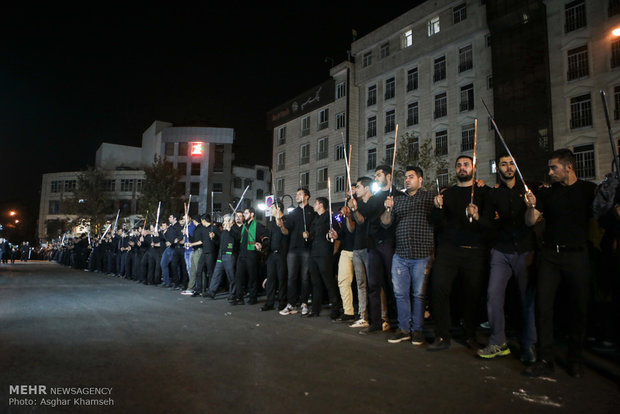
[476,154,537,363]
[279,188,316,316]
[428,155,491,351]
[232,208,268,305]
[522,149,596,378]
[261,201,289,311]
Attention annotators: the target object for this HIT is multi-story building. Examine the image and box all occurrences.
[230,164,271,220]
[545,0,620,182]
[350,0,495,187]
[37,120,234,239]
[269,62,357,208]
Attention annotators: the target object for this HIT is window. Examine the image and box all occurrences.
[317,137,328,160]
[434,93,447,118]
[385,110,396,133]
[336,82,346,99]
[277,151,286,171]
[336,112,346,129]
[409,136,419,159]
[434,56,446,82]
[435,130,448,156]
[335,175,345,193]
[428,16,440,36]
[615,86,620,120]
[318,109,329,130]
[103,179,115,192]
[256,170,264,181]
[191,163,200,176]
[301,116,311,136]
[277,126,286,145]
[407,67,418,92]
[567,45,589,80]
[233,177,242,189]
[317,167,328,190]
[177,162,187,174]
[367,85,377,106]
[385,77,395,100]
[403,30,413,48]
[573,144,595,179]
[300,172,309,188]
[453,3,467,24]
[386,143,394,166]
[407,102,419,126]
[461,124,475,151]
[190,182,200,196]
[565,0,586,32]
[485,34,492,47]
[48,200,60,214]
[380,43,390,59]
[256,189,264,200]
[367,116,377,139]
[437,168,449,188]
[135,180,144,192]
[570,93,592,129]
[611,0,620,17]
[458,45,473,72]
[214,144,224,172]
[487,76,493,90]
[300,143,310,165]
[50,180,62,193]
[165,142,174,156]
[460,84,474,112]
[611,39,620,68]
[64,180,76,192]
[367,148,377,170]
[120,179,133,192]
[335,144,345,161]
[276,178,285,197]
[363,52,372,67]
[244,178,253,189]
[213,183,223,192]
[178,142,188,156]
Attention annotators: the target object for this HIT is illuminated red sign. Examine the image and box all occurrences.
[191,142,204,156]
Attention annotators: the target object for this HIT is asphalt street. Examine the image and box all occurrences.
[1,262,618,414]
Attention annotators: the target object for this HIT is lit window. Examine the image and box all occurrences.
[428,16,440,36]
[403,30,413,48]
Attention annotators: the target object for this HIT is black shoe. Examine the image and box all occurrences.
[567,362,584,378]
[427,337,451,352]
[247,298,258,305]
[522,360,555,377]
[359,325,382,335]
[231,299,245,306]
[329,311,340,321]
[306,312,320,318]
[260,304,274,311]
[338,314,356,322]
[202,292,215,299]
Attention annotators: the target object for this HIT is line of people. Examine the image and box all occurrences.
[48,148,618,379]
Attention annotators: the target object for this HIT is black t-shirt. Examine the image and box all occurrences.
[308,212,332,257]
[535,180,596,246]
[285,205,316,250]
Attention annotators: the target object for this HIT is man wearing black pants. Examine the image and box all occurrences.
[232,208,268,305]
[261,202,289,311]
[428,155,491,351]
[304,197,341,319]
[523,149,596,378]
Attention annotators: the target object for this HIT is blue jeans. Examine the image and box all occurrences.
[208,254,236,296]
[392,254,430,333]
[160,247,175,285]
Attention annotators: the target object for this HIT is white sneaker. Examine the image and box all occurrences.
[279,304,298,316]
[180,290,194,296]
[301,303,309,316]
[350,318,369,328]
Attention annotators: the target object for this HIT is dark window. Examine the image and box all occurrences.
[178,142,188,156]
[461,124,475,151]
[407,102,419,126]
[177,162,187,174]
[191,163,201,176]
[214,144,224,172]
[567,45,589,80]
[458,45,473,72]
[233,177,242,189]
[189,182,200,196]
[570,94,592,129]
[385,110,396,133]
[256,170,264,181]
[213,183,223,192]
[367,85,377,106]
[460,84,474,112]
[435,130,448,156]
[367,117,377,139]
[434,56,446,82]
[165,142,174,156]
[615,86,620,120]
[367,148,377,170]
[434,93,447,118]
[573,144,596,179]
[565,0,586,32]
[385,77,395,100]
[407,68,418,91]
[453,3,467,24]
[612,39,620,68]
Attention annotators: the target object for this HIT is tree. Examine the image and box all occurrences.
[388,132,452,191]
[61,166,113,231]
[140,155,183,227]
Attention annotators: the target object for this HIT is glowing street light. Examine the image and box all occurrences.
[613,27,620,37]
[9,210,16,216]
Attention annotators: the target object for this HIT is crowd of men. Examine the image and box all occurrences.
[47,148,619,379]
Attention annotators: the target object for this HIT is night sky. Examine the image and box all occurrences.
[1,2,421,240]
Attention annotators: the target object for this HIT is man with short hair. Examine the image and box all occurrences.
[232,208,268,305]
[477,154,537,362]
[329,205,356,322]
[280,188,316,316]
[261,202,289,311]
[382,166,434,345]
[428,155,491,351]
[522,149,596,378]
[160,214,183,288]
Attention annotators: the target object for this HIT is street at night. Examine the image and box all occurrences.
[1,262,618,414]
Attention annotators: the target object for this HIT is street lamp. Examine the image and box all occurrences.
[613,27,620,37]
[9,211,16,217]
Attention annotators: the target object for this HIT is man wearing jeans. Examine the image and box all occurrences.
[382,166,435,344]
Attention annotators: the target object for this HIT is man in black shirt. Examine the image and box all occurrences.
[261,202,289,311]
[477,154,537,362]
[204,215,240,300]
[232,208,268,305]
[428,155,491,351]
[279,188,316,316]
[304,197,341,319]
[329,205,356,322]
[191,214,220,296]
[160,214,183,288]
[523,149,596,378]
